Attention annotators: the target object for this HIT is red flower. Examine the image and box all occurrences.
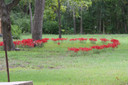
[100,38,109,42]
[78,38,87,41]
[79,47,92,51]
[51,38,67,41]
[57,42,60,45]
[0,42,3,46]
[89,38,97,41]
[69,38,78,41]
[69,38,87,41]
[68,47,80,53]
[111,39,119,43]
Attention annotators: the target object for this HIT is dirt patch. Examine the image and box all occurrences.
[48,66,64,69]
[0,59,30,70]
[0,58,5,71]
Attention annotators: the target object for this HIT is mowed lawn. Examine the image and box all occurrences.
[0,34,128,85]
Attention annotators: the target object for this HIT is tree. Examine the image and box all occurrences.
[29,2,33,33]
[80,4,83,34]
[79,0,92,34]
[32,0,45,40]
[45,0,67,38]
[73,7,76,34]
[66,0,92,34]
[0,0,20,51]
[58,0,61,38]
[66,0,78,34]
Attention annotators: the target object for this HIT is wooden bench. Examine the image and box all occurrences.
[0,81,33,85]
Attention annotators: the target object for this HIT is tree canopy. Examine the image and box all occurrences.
[3,0,128,35]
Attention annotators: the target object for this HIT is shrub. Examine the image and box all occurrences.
[15,18,30,33]
[11,25,21,39]
[62,27,74,34]
[43,21,58,34]
[11,13,31,33]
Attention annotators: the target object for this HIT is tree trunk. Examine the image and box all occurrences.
[23,5,28,14]
[58,0,62,38]
[29,2,33,34]
[103,21,105,34]
[124,23,127,33]
[80,7,83,34]
[1,0,20,51]
[99,18,102,33]
[73,8,76,34]
[99,10,102,33]
[32,0,45,40]
[116,22,119,33]
[0,2,1,18]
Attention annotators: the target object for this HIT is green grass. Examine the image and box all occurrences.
[0,34,128,85]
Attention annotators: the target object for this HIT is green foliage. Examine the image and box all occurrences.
[43,21,58,34]
[9,0,128,34]
[11,25,21,39]
[11,12,31,33]
[15,18,30,33]
[43,8,57,20]
[19,18,31,33]
[62,27,74,34]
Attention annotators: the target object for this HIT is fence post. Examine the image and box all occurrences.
[4,39,10,82]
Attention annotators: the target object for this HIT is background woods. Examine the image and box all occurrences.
[1,0,127,36]
[9,0,128,34]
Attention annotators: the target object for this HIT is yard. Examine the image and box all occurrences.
[0,34,128,85]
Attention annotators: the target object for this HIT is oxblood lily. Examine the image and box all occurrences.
[51,38,67,41]
[68,38,120,53]
[68,47,80,53]
[0,42,3,46]
[79,47,92,51]
[89,38,97,41]
[91,46,104,50]
[51,38,67,45]
[111,39,120,45]
[13,41,21,46]
[51,38,58,41]
[14,38,49,47]
[69,38,78,41]
[57,42,60,45]
[111,39,119,43]
[78,38,87,43]
[69,38,87,42]
[89,38,97,44]
[100,38,109,42]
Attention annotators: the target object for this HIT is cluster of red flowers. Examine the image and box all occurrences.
[0,42,3,46]
[51,37,114,44]
[0,38,49,47]
[79,47,92,51]
[51,38,67,41]
[68,47,80,52]
[51,38,68,45]
[111,39,119,43]
[100,38,109,42]
[69,38,87,41]
[68,39,120,53]
[0,38,120,52]
[69,38,110,42]
[89,38,97,41]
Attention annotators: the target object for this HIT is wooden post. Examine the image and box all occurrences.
[0,18,2,34]
[4,39,10,82]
